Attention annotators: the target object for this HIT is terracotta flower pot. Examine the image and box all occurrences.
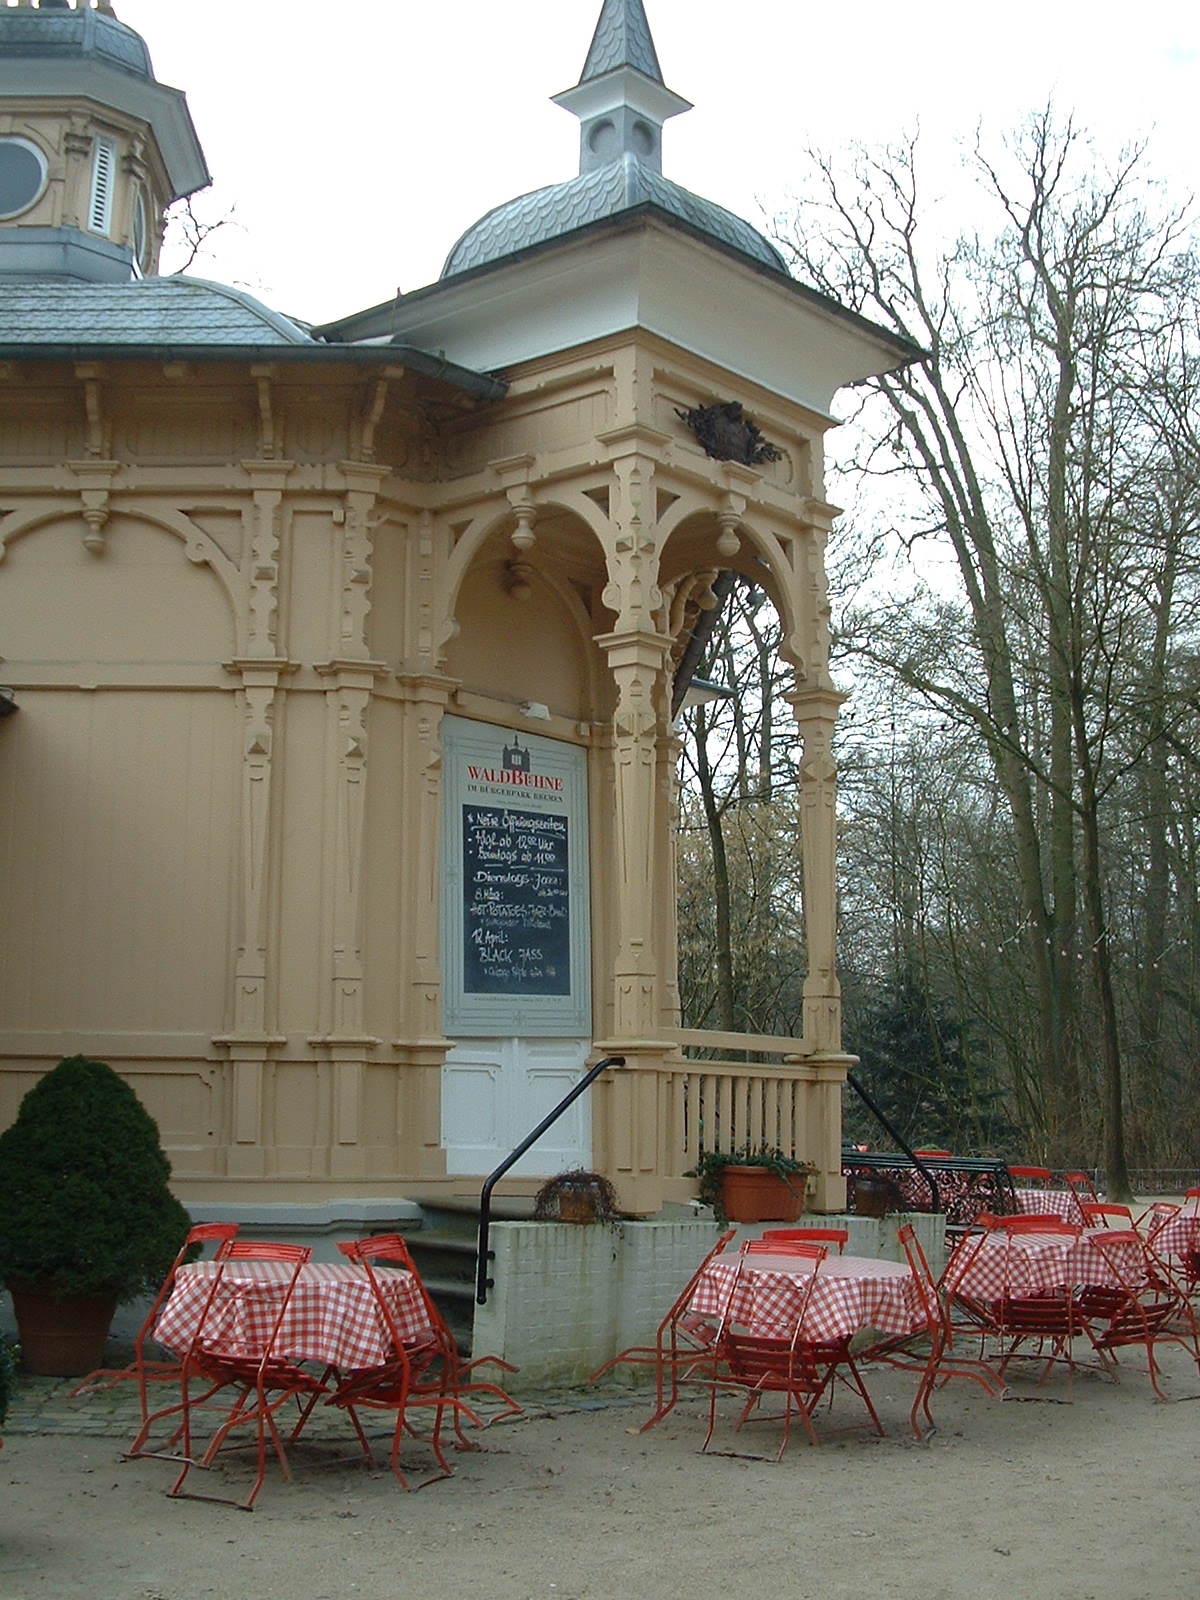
[719,1165,807,1223]
[852,1175,897,1219]
[9,1284,117,1377]
[557,1190,598,1224]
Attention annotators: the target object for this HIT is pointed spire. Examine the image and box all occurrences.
[580,0,664,87]
[553,0,690,177]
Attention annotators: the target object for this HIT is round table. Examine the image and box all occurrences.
[947,1227,1146,1301]
[1145,1205,1200,1259]
[1012,1188,1082,1224]
[155,1259,434,1370]
[688,1251,924,1341]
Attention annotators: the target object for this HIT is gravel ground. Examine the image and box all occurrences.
[3,1337,1200,1600]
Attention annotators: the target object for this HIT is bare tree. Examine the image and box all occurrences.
[775,113,1200,1193]
[161,195,239,276]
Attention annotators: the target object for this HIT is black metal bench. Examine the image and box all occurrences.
[841,1152,1018,1227]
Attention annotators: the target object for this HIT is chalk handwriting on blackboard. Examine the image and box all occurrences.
[462,805,571,995]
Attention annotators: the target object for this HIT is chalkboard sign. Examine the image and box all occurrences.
[462,805,570,995]
[441,718,590,1037]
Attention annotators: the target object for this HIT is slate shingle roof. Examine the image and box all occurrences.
[0,274,314,348]
[441,153,788,279]
[0,6,154,82]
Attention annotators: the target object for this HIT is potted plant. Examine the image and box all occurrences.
[688,1145,814,1224]
[532,1169,623,1226]
[0,1055,192,1377]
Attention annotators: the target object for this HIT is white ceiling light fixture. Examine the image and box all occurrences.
[679,677,734,711]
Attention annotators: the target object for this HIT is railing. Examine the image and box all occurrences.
[844,1070,941,1214]
[475,1054,624,1306]
[665,1029,826,1170]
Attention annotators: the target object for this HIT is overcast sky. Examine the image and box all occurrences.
[114,0,1200,326]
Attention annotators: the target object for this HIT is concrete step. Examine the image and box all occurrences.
[405,1215,482,1354]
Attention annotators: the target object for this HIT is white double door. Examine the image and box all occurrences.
[441,1036,591,1177]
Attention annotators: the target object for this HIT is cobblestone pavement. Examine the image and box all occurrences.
[0,1342,638,1443]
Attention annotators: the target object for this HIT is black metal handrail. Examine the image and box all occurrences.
[475,1054,625,1305]
[844,1070,942,1214]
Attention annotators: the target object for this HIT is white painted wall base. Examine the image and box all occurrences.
[472,1212,945,1390]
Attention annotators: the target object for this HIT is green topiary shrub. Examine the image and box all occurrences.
[0,1055,191,1302]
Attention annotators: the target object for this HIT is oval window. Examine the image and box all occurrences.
[132,186,150,274]
[0,136,48,221]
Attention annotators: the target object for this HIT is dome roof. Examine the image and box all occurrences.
[0,4,153,83]
[442,152,787,281]
[440,1,788,284]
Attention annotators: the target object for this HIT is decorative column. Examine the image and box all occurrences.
[216,458,294,1177]
[655,718,684,1034]
[596,629,672,1040]
[309,462,389,1180]
[391,669,456,1177]
[787,683,850,1211]
[590,438,678,1213]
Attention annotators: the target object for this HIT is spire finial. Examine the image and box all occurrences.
[553,0,690,177]
[579,0,664,87]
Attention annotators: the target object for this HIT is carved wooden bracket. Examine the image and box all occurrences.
[67,458,119,554]
[250,365,278,460]
[74,363,108,460]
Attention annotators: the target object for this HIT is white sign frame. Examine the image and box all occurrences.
[440,717,591,1037]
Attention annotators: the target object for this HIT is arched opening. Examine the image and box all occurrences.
[438,509,613,1176]
[658,512,808,1039]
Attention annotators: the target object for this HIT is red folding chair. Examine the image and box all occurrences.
[992,1225,1084,1394]
[336,1234,521,1449]
[741,1237,827,1259]
[1138,1202,1200,1301]
[1177,1197,1200,1301]
[1079,1201,1135,1230]
[1078,1228,1200,1399]
[761,1227,849,1254]
[701,1245,830,1459]
[72,1222,239,1459]
[1064,1170,1100,1204]
[939,1225,1007,1359]
[1008,1165,1053,1186]
[326,1236,476,1489]
[168,1241,329,1511]
[989,1213,1079,1235]
[1138,1200,1180,1237]
[702,1246,883,1457]
[866,1223,1003,1437]
[587,1228,736,1430]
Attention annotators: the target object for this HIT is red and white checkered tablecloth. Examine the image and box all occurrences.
[688,1253,924,1342]
[1013,1188,1082,1224]
[1145,1204,1200,1259]
[946,1228,1146,1302]
[154,1261,435,1370]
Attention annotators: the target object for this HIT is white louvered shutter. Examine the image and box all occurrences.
[89,136,116,236]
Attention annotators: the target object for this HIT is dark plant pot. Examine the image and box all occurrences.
[852,1176,896,1219]
[9,1284,117,1377]
[557,1190,598,1224]
[719,1165,806,1223]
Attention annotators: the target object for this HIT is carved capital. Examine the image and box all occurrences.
[332,466,389,660]
[600,456,663,630]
